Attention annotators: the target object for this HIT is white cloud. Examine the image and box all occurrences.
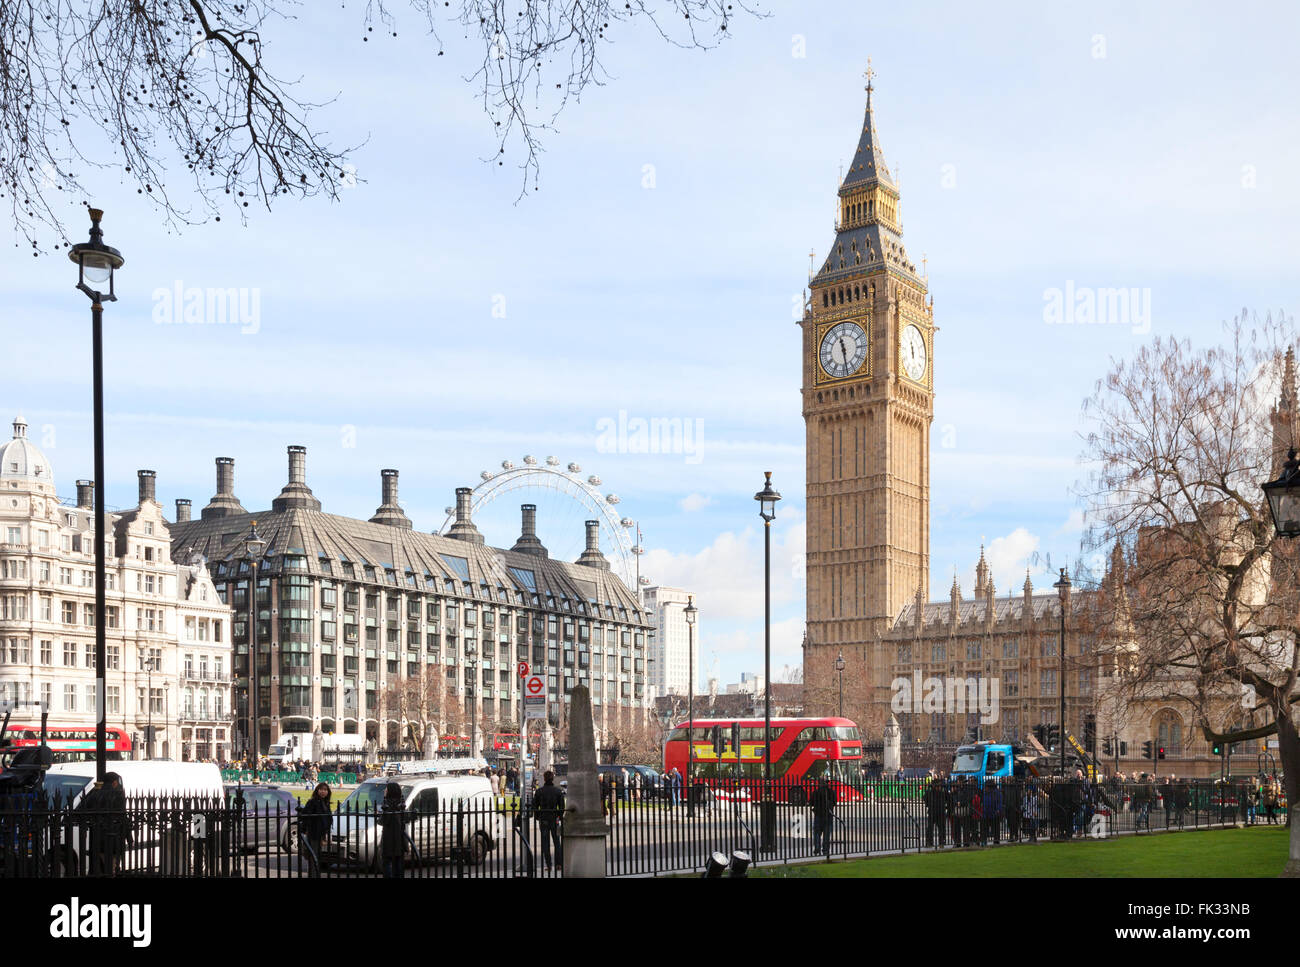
[971,527,1040,591]
[678,493,713,512]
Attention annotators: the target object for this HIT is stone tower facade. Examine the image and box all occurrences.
[800,74,935,725]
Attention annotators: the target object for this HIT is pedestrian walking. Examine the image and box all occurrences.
[378,782,407,879]
[811,776,835,857]
[299,781,332,874]
[533,770,565,874]
[1003,774,1022,842]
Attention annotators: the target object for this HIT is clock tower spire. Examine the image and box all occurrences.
[800,71,934,728]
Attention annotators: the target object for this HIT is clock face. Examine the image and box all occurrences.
[901,324,927,382]
[819,321,868,379]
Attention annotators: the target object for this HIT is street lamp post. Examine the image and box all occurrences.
[243,522,267,778]
[1054,567,1072,777]
[145,656,156,760]
[684,596,697,818]
[69,208,124,785]
[466,644,478,760]
[754,471,781,851]
[834,650,846,718]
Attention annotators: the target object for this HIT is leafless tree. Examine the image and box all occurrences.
[1,0,759,250]
[1081,310,1300,875]
[384,672,462,754]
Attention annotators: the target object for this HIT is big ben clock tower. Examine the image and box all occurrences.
[800,69,934,722]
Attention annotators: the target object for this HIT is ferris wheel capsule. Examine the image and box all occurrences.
[632,545,644,555]
[501,460,515,470]
[480,470,493,481]
[567,462,581,473]
[605,494,620,504]
[546,456,560,467]
[444,507,455,517]
[639,576,651,586]
[620,517,634,528]
[523,455,538,466]
[587,475,601,486]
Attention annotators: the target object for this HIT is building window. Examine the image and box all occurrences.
[63,642,76,666]
[64,684,76,712]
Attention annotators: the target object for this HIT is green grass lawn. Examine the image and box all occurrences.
[753,826,1290,878]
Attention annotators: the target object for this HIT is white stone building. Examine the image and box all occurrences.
[642,585,698,697]
[0,416,232,761]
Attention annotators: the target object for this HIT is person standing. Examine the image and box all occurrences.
[811,776,835,858]
[922,773,947,848]
[981,779,1003,845]
[299,781,332,875]
[378,782,407,879]
[1003,774,1022,843]
[533,770,565,874]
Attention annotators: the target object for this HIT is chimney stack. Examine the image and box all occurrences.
[76,480,94,509]
[271,445,322,512]
[201,457,247,519]
[576,519,609,570]
[444,486,485,544]
[137,469,157,505]
[511,503,548,558]
[369,468,412,530]
[175,498,192,523]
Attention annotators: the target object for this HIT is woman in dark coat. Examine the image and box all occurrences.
[299,782,332,872]
[378,782,407,878]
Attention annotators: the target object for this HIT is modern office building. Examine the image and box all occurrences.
[641,585,697,697]
[169,447,653,754]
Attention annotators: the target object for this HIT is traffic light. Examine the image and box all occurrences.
[1045,725,1060,748]
[1102,738,1113,757]
[1033,724,1046,745]
[1119,741,1128,757]
[1142,740,1153,759]
[711,725,724,757]
[1212,741,1223,756]
[730,722,741,757]
[1157,746,1166,760]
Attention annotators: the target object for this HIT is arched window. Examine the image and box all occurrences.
[1155,709,1183,754]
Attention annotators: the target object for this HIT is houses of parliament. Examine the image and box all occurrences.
[798,73,1243,777]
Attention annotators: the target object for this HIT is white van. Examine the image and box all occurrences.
[43,760,224,806]
[325,773,502,870]
[41,761,224,875]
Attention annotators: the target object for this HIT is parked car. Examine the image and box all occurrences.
[224,783,299,852]
[322,773,502,871]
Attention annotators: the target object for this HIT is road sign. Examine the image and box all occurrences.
[524,674,547,721]
[517,660,530,679]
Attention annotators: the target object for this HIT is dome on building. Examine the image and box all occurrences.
[0,415,55,495]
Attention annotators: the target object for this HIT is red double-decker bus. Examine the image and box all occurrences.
[662,716,864,803]
[0,725,132,762]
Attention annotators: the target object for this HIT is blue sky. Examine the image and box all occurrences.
[3,1,1298,688]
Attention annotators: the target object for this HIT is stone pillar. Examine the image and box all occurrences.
[538,723,554,774]
[562,684,605,878]
[883,712,901,774]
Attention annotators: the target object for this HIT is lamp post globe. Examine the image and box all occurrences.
[70,208,125,786]
[754,471,780,851]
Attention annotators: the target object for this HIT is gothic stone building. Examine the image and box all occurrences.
[798,79,1265,778]
[169,447,652,755]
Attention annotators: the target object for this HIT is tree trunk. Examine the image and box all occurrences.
[1276,706,1299,877]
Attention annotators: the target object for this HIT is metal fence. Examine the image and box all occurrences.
[0,777,1269,879]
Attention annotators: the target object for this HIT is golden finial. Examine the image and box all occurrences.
[864,57,875,93]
